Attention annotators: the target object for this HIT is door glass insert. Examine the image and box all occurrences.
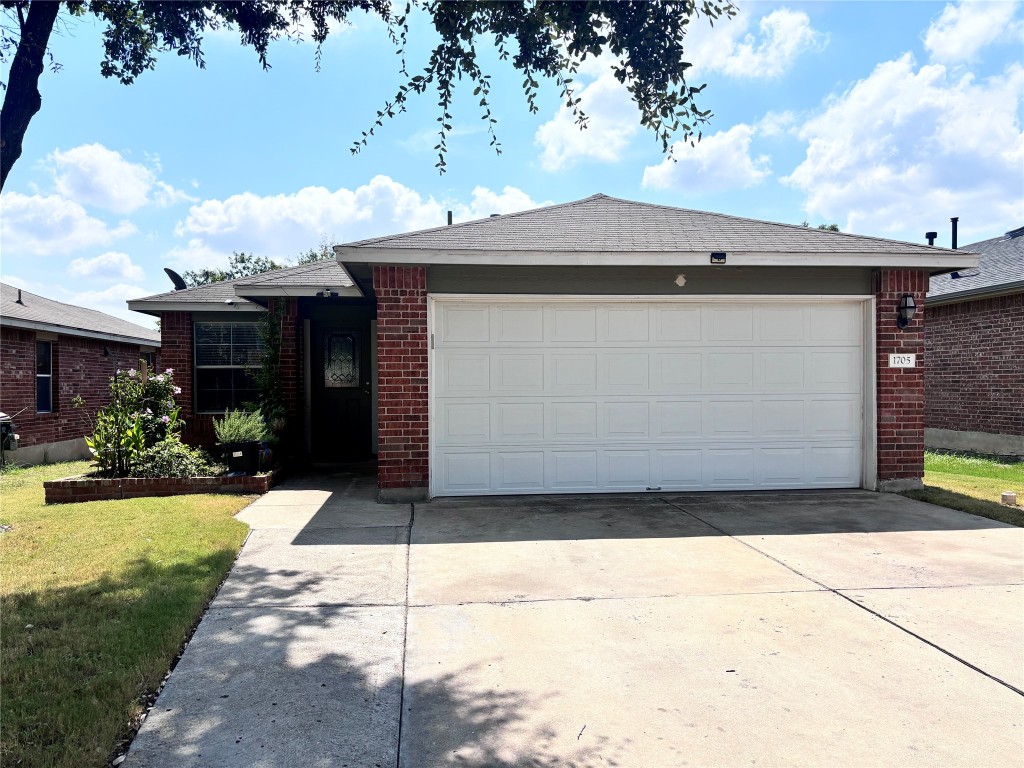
[325,332,359,388]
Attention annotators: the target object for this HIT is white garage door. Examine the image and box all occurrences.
[430,298,866,496]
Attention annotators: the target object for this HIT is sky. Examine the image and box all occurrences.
[1,0,1022,328]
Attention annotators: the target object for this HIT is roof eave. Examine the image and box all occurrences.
[233,284,363,299]
[125,300,265,315]
[0,316,160,346]
[925,280,1024,306]
[335,246,980,271]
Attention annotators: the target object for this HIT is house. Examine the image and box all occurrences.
[128,194,977,500]
[925,226,1024,456]
[0,282,161,464]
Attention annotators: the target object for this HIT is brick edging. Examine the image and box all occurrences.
[43,470,282,504]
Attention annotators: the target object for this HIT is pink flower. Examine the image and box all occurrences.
[161,415,171,424]
[165,368,174,375]
[173,386,182,394]
[128,369,137,378]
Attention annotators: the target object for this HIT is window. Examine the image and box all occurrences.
[194,322,264,412]
[140,351,156,371]
[325,331,360,388]
[36,340,52,413]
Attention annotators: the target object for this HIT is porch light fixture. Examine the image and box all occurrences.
[321,287,334,298]
[897,294,917,329]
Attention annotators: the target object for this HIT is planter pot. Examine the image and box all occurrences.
[223,441,260,475]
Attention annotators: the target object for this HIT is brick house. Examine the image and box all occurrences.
[0,282,160,464]
[925,226,1024,456]
[128,194,976,500]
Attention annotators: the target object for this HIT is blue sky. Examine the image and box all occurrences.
[1,0,1022,326]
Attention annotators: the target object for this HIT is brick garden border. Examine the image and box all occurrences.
[44,469,282,504]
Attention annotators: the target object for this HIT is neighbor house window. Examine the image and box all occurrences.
[193,322,264,413]
[36,340,53,413]
[140,351,156,371]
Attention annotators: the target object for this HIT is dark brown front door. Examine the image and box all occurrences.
[310,307,373,461]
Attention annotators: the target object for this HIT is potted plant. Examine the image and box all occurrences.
[214,410,269,475]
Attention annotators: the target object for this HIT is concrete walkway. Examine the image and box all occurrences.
[125,478,1024,768]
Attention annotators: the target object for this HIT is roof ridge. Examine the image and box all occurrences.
[342,194,601,247]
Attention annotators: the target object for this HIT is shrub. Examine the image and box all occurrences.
[133,437,214,478]
[213,410,269,444]
[85,366,184,477]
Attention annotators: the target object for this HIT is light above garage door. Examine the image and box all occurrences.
[429,297,870,497]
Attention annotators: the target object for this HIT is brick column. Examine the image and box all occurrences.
[373,266,428,501]
[159,312,198,444]
[269,298,301,455]
[875,269,928,490]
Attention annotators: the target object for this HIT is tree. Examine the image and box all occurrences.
[182,251,281,287]
[1,0,735,189]
[294,235,335,265]
[801,221,840,232]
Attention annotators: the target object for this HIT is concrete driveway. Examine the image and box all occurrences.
[125,476,1024,768]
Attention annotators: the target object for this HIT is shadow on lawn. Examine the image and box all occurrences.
[1,551,241,768]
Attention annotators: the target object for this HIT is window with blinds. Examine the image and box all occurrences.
[193,322,265,412]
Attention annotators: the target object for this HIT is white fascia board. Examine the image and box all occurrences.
[0,316,160,346]
[126,300,265,315]
[233,284,363,298]
[336,246,980,271]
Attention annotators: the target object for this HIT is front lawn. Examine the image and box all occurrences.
[0,461,254,768]
[902,451,1024,527]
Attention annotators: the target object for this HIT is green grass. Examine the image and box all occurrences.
[903,451,1024,528]
[0,462,254,768]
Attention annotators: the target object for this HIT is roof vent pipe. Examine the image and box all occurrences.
[489,213,500,218]
[925,231,937,246]
[15,289,23,304]
[950,217,958,250]
[447,210,453,226]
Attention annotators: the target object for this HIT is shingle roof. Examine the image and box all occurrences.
[928,227,1024,301]
[1,283,160,344]
[234,260,354,287]
[131,260,353,305]
[343,193,950,255]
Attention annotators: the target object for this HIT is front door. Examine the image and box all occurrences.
[310,307,373,461]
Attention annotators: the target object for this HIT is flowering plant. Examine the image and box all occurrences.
[85,365,196,476]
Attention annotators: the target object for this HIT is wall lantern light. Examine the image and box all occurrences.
[897,294,917,329]
[321,287,335,298]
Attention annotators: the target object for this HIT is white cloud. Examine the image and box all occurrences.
[49,144,194,214]
[687,7,827,79]
[535,73,639,171]
[0,192,137,255]
[923,2,1022,63]
[68,251,145,282]
[783,54,1024,239]
[756,111,798,138]
[642,124,771,193]
[170,176,546,266]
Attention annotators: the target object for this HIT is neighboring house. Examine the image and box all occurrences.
[128,194,976,500]
[925,226,1024,456]
[0,282,161,464]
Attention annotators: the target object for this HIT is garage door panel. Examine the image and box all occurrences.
[495,354,544,390]
[604,402,650,439]
[707,307,754,342]
[549,451,599,489]
[548,306,597,342]
[603,450,651,488]
[655,306,702,342]
[759,307,806,341]
[440,305,490,343]
[705,449,756,487]
[705,352,755,390]
[655,401,702,438]
[603,307,650,342]
[432,299,865,496]
[495,306,543,342]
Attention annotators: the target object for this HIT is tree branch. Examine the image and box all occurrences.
[0,0,59,190]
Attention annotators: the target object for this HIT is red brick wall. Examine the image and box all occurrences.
[875,269,928,482]
[272,298,302,453]
[925,292,1024,437]
[0,327,152,448]
[373,266,428,490]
